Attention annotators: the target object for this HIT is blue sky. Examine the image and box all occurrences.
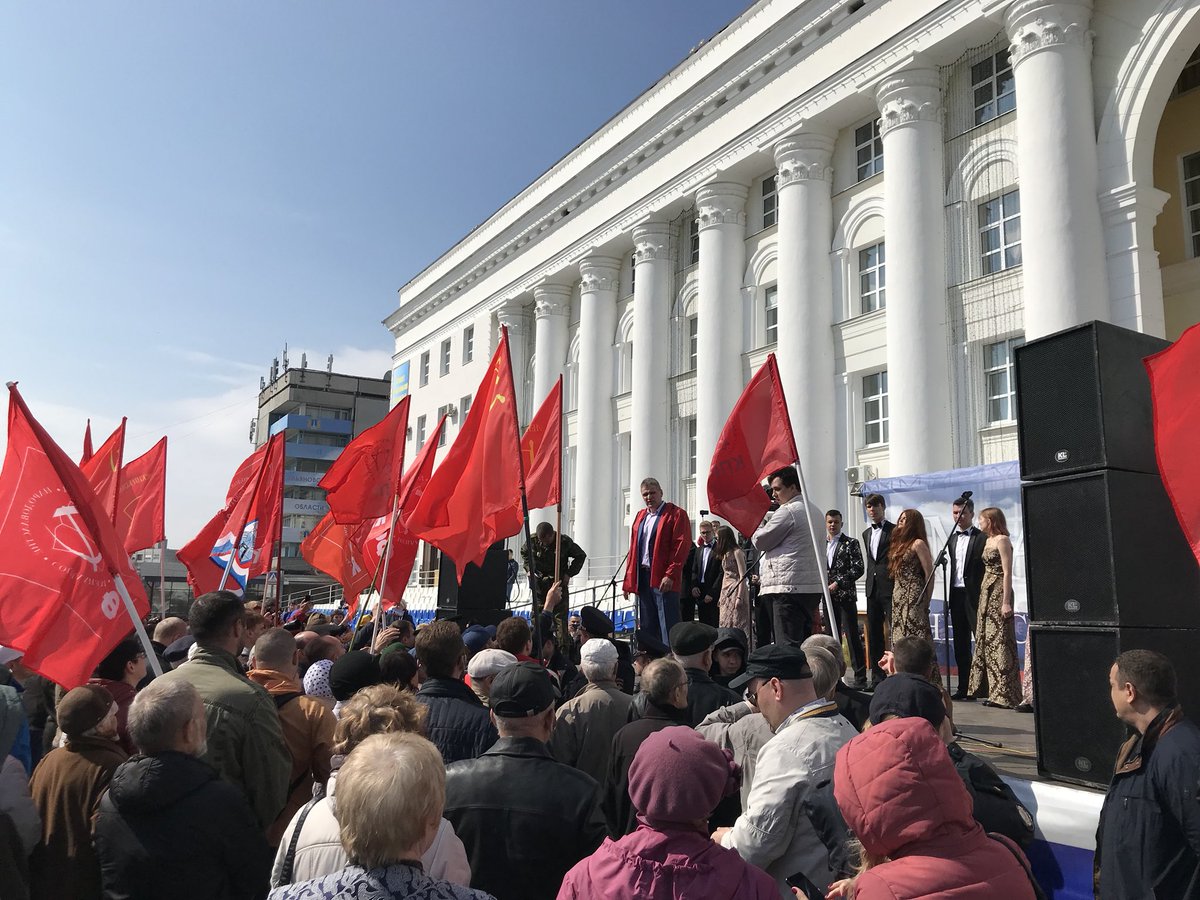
[0,0,748,542]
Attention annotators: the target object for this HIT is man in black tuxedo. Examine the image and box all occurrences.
[948,497,986,700]
[861,493,894,689]
[825,510,866,686]
[681,519,722,627]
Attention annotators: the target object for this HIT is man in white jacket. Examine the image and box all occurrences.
[753,466,826,646]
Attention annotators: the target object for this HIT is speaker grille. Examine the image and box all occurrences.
[1016,326,1103,478]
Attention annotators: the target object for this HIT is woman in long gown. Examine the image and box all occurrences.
[714,525,750,632]
[887,509,935,643]
[968,507,1023,708]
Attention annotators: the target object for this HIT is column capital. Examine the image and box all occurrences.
[578,254,622,293]
[492,297,529,332]
[532,282,572,318]
[1005,0,1093,66]
[696,181,748,231]
[875,67,943,137]
[773,132,835,187]
[632,221,672,265]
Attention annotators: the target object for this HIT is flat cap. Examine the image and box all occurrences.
[729,643,812,691]
[669,621,718,657]
[579,605,614,637]
[579,638,618,666]
[467,648,518,681]
[868,673,946,728]
[490,661,555,717]
[633,630,669,660]
[58,684,114,738]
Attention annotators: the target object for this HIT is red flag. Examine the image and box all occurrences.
[319,396,411,524]
[178,433,285,596]
[521,377,562,510]
[406,331,524,581]
[81,420,94,465]
[300,513,373,598]
[0,385,150,687]
[81,419,127,524]
[116,437,167,553]
[707,354,799,538]
[1146,322,1200,567]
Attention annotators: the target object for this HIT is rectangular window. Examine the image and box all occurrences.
[985,337,1024,423]
[462,325,474,364]
[419,352,430,387]
[687,417,697,477]
[460,394,472,423]
[764,285,779,345]
[863,371,889,446]
[1173,46,1200,97]
[762,175,777,229]
[971,48,1016,126]
[859,242,886,313]
[689,216,700,266]
[855,120,883,181]
[437,406,450,447]
[439,339,451,377]
[1185,152,1200,258]
[979,190,1022,275]
[416,414,427,448]
[687,315,699,371]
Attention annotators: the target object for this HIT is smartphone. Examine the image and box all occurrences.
[785,871,824,900]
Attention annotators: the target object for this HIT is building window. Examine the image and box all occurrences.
[439,339,451,377]
[437,405,450,446]
[689,216,700,266]
[687,315,699,371]
[972,48,1015,126]
[984,337,1024,424]
[863,371,889,446]
[979,190,1022,275]
[460,394,472,423]
[1185,151,1200,258]
[416,414,427,448]
[462,325,474,364]
[762,175,777,229]
[629,252,637,296]
[859,242,886,313]
[687,417,697,476]
[855,120,883,181]
[764,285,778,345]
[1173,46,1200,97]
[419,352,430,387]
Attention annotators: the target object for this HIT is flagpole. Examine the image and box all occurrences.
[355,517,393,631]
[113,573,163,677]
[273,444,286,621]
[158,538,167,620]
[553,376,564,648]
[371,494,402,624]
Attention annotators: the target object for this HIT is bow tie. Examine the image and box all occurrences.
[955,530,970,537]
[871,524,882,529]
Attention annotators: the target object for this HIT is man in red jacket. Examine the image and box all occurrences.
[623,477,692,645]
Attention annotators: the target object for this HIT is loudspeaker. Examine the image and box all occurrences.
[1015,321,1168,481]
[1021,470,1200,628]
[1031,625,1200,787]
[437,542,508,621]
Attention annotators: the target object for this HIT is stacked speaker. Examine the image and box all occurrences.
[437,542,510,626]
[1015,321,1200,788]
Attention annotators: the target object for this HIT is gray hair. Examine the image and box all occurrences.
[128,678,200,755]
[252,627,299,670]
[643,658,686,708]
[806,647,839,700]
[802,634,846,678]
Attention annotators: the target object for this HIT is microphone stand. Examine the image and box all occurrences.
[921,523,956,697]
[598,548,630,639]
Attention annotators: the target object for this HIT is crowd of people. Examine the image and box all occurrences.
[0,480,1196,898]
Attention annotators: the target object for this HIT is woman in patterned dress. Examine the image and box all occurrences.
[968,507,1023,708]
[886,509,940,681]
[714,526,750,632]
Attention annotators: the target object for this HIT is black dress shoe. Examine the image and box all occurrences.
[1015,703,1034,713]
[952,691,975,702]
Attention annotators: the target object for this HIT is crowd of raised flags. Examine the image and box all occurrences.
[3,319,1200,693]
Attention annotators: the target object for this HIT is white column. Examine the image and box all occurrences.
[575,255,621,567]
[1007,0,1109,339]
[530,283,571,523]
[629,221,672,489]
[877,68,952,477]
[695,182,748,510]
[774,132,838,511]
[493,298,531,424]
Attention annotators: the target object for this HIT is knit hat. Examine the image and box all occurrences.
[58,684,115,738]
[328,650,383,702]
[627,725,740,825]
[462,624,491,655]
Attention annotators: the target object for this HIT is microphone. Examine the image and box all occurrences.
[958,490,973,502]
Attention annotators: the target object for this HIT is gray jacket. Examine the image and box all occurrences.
[721,703,855,895]
[753,496,826,595]
[696,701,775,809]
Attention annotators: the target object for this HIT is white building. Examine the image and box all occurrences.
[386,0,1200,586]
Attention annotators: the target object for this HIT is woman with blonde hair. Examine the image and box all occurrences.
[271,684,471,890]
[968,508,1022,709]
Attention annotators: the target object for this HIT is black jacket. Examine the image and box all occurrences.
[443,736,606,900]
[1096,706,1200,898]
[682,544,724,603]
[93,751,272,900]
[684,667,739,727]
[602,701,689,837]
[948,525,987,602]
[833,682,871,732]
[415,677,498,765]
[861,521,894,600]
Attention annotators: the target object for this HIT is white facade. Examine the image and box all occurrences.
[386,0,1200,583]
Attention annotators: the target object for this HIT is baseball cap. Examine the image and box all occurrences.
[729,644,812,691]
[489,661,555,717]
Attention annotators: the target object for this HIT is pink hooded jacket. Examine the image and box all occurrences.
[834,717,1038,900]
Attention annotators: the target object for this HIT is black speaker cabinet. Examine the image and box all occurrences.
[437,542,508,620]
[1022,469,1200,628]
[1015,320,1168,481]
[1032,625,1200,788]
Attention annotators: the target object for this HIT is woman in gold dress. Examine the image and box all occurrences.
[887,508,935,644]
[968,507,1023,708]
